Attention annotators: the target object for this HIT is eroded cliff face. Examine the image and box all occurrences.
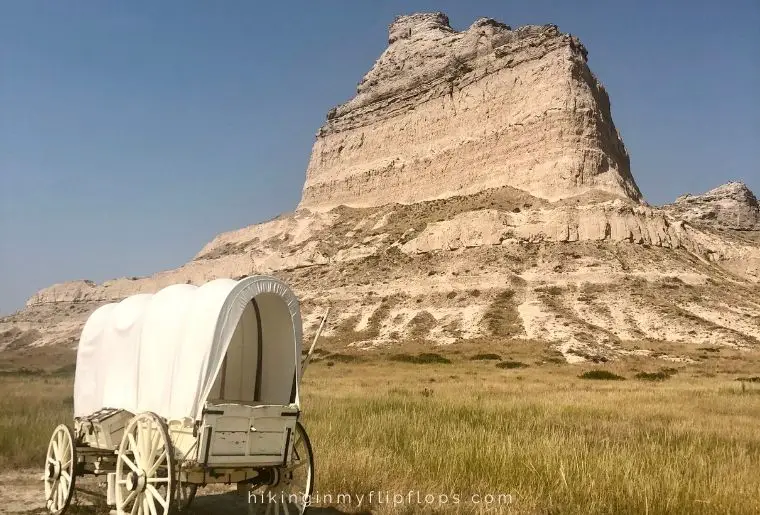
[299,13,641,211]
[5,185,760,362]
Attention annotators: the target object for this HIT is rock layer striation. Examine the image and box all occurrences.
[299,12,641,210]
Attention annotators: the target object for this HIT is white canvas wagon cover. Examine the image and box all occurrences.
[73,276,303,421]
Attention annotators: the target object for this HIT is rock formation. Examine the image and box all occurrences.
[299,13,641,210]
[663,182,760,231]
[2,13,759,364]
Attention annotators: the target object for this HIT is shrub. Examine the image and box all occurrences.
[470,353,501,361]
[496,361,529,369]
[635,371,671,381]
[389,353,451,364]
[483,290,522,336]
[535,285,563,296]
[325,353,363,363]
[579,370,625,380]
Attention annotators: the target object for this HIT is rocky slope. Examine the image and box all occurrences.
[3,184,759,363]
[663,182,760,231]
[2,13,759,364]
[299,13,641,211]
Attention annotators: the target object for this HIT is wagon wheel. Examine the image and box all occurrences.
[115,412,174,515]
[44,424,77,515]
[250,421,314,515]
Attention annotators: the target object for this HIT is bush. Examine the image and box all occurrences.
[325,353,363,363]
[496,361,529,369]
[579,370,625,381]
[635,368,678,381]
[0,368,43,377]
[389,353,451,364]
[635,371,670,381]
[470,353,501,361]
[535,285,563,296]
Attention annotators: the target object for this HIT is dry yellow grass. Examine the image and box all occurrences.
[301,352,760,514]
[1,348,760,514]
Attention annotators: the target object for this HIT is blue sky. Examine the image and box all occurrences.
[1,1,758,315]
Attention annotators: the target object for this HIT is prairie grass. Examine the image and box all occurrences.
[300,358,760,514]
[2,351,760,513]
[0,372,74,469]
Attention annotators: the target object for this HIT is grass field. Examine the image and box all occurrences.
[1,344,760,514]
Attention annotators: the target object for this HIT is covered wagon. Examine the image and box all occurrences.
[44,276,315,515]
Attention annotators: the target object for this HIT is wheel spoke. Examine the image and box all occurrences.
[147,491,160,515]
[52,438,60,460]
[61,437,70,460]
[47,456,57,465]
[121,453,140,473]
[146,485,168,510]
[143,421,153,468]
[149,428,161,461]
[130,493,141,515]
[147,451,167,476]
[61,470,71,482]
[146,477,169,484]
[128,433,143,467]
[120,490,137,509]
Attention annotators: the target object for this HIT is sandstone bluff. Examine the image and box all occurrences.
[2,13,759,364]
[300,13,641,210]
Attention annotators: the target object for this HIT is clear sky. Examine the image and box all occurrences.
[1,1,758,315]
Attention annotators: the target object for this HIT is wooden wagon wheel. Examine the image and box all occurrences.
[250,421,314,515]
[44,424,77,515]
[115,412,174,515]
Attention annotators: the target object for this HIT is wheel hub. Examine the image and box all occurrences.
[264,467,280,487]
[46,461,60,481]
[126,471,147,492]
